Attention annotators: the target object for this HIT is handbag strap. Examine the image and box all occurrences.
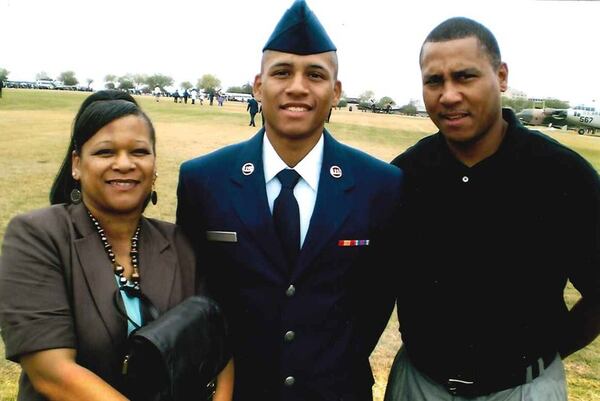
[113,286,160,331]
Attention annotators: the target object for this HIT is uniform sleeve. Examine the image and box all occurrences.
[176,164,200,243]
[354,167,404,359]
[172,224,201,296]
[176,164,210,295]
[0,213,76,362]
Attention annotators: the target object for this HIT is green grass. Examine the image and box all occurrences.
[0,89,598,400]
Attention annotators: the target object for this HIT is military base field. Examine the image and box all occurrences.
[0,89,598,400]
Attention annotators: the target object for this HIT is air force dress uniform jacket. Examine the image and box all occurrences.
[177,129,403,401]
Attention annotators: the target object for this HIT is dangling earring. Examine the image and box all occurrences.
[150,172,158,205]
[70,171,82,204]
[70,188,82,204]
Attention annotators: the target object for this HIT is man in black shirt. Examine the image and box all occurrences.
[385,17,600,401]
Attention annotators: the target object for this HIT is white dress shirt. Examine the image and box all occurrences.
[263,133,323,248]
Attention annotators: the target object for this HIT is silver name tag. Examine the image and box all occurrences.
[206,231,238,243]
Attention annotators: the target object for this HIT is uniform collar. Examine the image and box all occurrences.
[263,131,323,191]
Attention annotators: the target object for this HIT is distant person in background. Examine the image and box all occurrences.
[385,16,600,401]
[0,89,234,401]
[183,89,190,104]
[173,89,180,103]
[153,85,161,102]
[247,94,259,127]
[191,89,198,105]
[0,78,4,98]
[209,93,214,106]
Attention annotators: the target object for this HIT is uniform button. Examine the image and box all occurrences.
[284,376,295,386]
[462,176,469,183]
[285,285,296,297]
[284,330,295,342]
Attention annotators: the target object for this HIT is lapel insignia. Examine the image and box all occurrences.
[329,165,342,178]
[242,162,255,176]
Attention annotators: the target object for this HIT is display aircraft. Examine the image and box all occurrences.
[515,108,557,126]
[516,105,599,136]
[550,106,599,135]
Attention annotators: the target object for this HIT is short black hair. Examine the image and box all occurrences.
[420,17,502,69]
[49,90,156,204]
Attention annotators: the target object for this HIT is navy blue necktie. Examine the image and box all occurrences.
[273,169,301,267]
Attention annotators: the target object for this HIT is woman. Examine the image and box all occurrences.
[0,90,233,401]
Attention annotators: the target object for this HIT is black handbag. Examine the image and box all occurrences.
[120,295,231,401]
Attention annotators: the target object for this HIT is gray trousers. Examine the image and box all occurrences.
[384,347,567,401]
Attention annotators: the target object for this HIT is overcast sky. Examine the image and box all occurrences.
[1,0,598,107]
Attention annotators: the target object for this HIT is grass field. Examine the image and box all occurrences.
[0,89,598,400]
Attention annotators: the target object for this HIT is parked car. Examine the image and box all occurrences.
[35,80,56,89]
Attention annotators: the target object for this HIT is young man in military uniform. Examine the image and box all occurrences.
[177,1,403,400]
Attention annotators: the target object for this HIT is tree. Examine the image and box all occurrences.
[181,81,193,90]
[133,74,148,88]
[225,82,253,94]
[104,74,117,89]
[36,71,51,80]
[501,97,528,112]
[0,68,9,81]
[227,82,254,95]
[357,90,376,110]
[501,97,570,113]
[544,98,570,109]
[58,71,78,86]
[118,75,135,91]
[377,96,395,108]
[359,90,375,103]
[241,82,253,94]
[197,74,221,96]
[146,74,174,90]
[399,103,417,116]
[86,78,94,88]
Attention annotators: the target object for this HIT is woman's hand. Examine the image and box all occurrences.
[21,348,129,401]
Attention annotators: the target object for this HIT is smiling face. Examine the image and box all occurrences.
[72,114,156,220]
[420,36,508,147]
[254,50,341,146]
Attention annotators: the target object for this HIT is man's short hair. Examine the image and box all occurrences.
[420,17,502,69]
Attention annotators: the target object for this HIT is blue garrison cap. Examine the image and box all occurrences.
[262,0,336,55]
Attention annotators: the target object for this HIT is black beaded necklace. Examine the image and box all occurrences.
[87,210,141,295]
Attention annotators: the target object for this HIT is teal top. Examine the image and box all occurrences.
[115,276,142,335]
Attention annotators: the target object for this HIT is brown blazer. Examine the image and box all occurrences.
[0,203,197,400]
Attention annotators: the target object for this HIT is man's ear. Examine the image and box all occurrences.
[498,62,508,92]
[253,74,263,102]
[332,80,342,107]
